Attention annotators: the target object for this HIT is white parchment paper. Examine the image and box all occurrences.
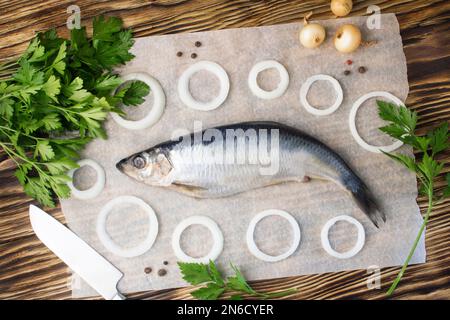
[61,14,425,298]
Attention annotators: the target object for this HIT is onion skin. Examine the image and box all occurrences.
[334,24,361,53]
[299,23,326,49]
[331,0,353,17]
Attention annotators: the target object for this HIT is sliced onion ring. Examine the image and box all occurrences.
[111,73,165,130]
[349,91,404,153]
[67,159,105,200]
[246,209,301,262]
[97,196,159,258]
[178,61,230,111]
[321,215,365,259]
[300,74,343,116]
[172,215,223,263]
[248,60,289,100]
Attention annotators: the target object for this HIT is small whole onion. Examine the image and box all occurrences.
[334,24,361,53]
[330,0,353,17]
[299,22,326,49]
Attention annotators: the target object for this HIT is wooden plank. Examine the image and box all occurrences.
[0,0,449,300]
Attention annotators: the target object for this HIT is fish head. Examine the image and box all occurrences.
[116,148,173,186]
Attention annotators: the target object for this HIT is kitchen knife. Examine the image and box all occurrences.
[29,205,125,300]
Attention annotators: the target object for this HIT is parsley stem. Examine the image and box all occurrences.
[0,93,13,101]
[0,142,22,168]
[0,125,45,141]
[386,188,433,296]
[0,141,48,173]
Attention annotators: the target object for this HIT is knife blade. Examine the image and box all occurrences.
[29,205,125,300]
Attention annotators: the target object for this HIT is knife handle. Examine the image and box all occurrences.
[111,292,126,300]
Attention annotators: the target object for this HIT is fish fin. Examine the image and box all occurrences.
[341,175,386,228]
[170,182,209,198]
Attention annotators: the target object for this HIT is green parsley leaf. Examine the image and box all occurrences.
[418,153,443,182]
[26,39,46,62]
[24,177,54,207]
[178,262,213,285]
[14,60,44,86]
[378,100,416,136]
[443,173,450,198]
[70,27,89,51]
[45,159,78,175]
[34,140,55,161]
[0,97,14,119]
[382,151,416,172]
[208,260,225,287]
[40,113,61,131]
[428,122,449,156]
[226,264,256,295]
[94,74,122,92]
[50,42,67,75]
[191,283,225,300]
[92,16,123,43]
[117,80,150,106]
[42,75,61,101]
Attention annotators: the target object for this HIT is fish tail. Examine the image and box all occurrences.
[340,173,386,228]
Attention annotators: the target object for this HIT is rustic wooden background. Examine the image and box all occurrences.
[0,0,449,300]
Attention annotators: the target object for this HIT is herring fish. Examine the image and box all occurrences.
[116,122,385,227]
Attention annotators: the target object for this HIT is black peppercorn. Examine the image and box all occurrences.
[158,269,167,276]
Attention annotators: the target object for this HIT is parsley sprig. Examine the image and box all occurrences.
[0,16,149,207]
[178,261,297,300]
[377,100,450,295]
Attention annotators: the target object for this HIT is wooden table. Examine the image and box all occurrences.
[0,0,449,300]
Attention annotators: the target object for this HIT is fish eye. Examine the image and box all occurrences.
[132,155,146,169]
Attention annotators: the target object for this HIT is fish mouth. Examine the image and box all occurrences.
[116,158,127,172]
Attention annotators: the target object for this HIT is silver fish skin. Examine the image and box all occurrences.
[116,121,385,227]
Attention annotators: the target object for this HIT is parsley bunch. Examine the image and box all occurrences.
[377,101,450,295]
[0,16,149,207]
[178,261,297,300]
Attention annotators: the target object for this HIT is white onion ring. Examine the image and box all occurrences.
[300,74,343,116]
[177,61,230,111]
[246,209,301,262]
[171,215,223,263]
[320,215,365,259]
[111,73,165,130]
[97,196,159,258]
[349,91,404,153]
[67,159,105,200]
[248,60,289,100]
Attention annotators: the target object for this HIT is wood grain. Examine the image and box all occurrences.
[0,0,449,300]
